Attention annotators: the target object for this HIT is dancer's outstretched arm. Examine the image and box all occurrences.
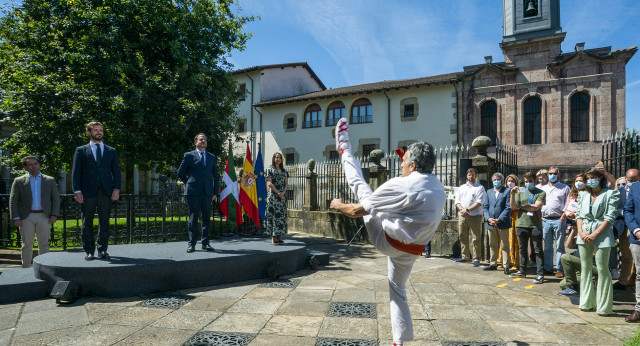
[330,198,368,218]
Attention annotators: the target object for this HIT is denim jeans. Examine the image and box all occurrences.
[542,219,566,272]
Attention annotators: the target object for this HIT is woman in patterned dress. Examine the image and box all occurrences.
[265,153,289,244]
[506,174,520,271]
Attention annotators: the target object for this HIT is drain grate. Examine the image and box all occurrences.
[443,342,506,346]
[328,302,376,318]
[316,337,377,346]
[259,279,300,288]
[138,295,193,309]
[183,331,254,346]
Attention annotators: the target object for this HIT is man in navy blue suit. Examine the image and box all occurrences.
[623,168,640,323]
[483,172,512,274]
[178,133,219,253]
[72,121,121,260]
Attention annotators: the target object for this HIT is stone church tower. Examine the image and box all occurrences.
[459,0,636,177]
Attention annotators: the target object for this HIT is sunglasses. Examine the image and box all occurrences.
[618,183,626,186]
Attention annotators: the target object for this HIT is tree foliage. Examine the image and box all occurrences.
[0,0,254,178]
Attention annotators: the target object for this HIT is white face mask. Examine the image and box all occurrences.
[575,181,585,190]
[507,181,516,188]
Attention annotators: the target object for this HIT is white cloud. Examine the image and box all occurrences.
[627,79,640,89]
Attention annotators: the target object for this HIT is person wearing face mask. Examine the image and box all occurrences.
[506,174,521,271]
[539,167,571,278]
[483,173,512,273]
[576,168,619,316]
[618,169,640,290]
[510,172,546,283]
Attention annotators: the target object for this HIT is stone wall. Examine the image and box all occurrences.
[288,210,469,257]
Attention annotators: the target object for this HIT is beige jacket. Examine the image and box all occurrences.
[9,173,61,220]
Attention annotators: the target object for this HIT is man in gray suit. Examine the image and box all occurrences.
[10,156,60,268]
[177,133,219,253]
[72,121,121,260]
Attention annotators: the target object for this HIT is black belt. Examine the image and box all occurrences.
[545,216,561,220]
[31,210,44,213]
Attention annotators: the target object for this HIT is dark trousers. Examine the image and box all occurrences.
[187,194,212,247]
[517,227,544,276]
[81,189,112,254]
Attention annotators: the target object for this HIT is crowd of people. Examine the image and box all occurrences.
[454,164,640,321]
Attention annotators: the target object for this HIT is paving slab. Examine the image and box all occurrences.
[545,323,624,344]
[151,309,220,329]
[411,282,454,294]
[296,278,338,290]
[0,304,21,330]
[318,316,378,339]
[227,298,284,314]
[458,292,513,306]
[14,305,89,337]
[114,326,196,345]
[248,334,316,346]
[245,287,292,300]
[49,323,140,345]
[416,292,464,305]
[0,329,12,346]
[10,325,84,346]
[431,319,502,343]
[201,283,257,298]
[83,302,129,323]
[424,304,480,320]
[486,320,563,343]
[261,315,323,337]
[180,296,238,312]
[520,306,587,324]
[470,304,533,322]
[287,288,334,302]
[597,323,639,342]
[203,312,271,333]
[331,288,376,302]
[98,306,171,326]
[276,300,329,316]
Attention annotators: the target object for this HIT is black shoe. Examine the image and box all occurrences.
[187,246,195,253]
[98,251,110,259]
[613,282,627,290]
[202,244,215,252]
[483,265,498,271]
[85,253,94,261]
[504,267,511,275]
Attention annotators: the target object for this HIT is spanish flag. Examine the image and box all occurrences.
[239,143,260,226]
[220,142,242,228]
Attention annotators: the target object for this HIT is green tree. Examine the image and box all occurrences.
[0,0,254,183]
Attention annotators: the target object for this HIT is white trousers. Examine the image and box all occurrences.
[342,151,417,343]
[20,213,50,268]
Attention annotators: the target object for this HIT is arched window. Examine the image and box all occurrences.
[326,101,345,126]
[480,100,497,145]
[523,97,541,145]
[303,104,322,128]
[351,98,372,124]
[571,92,590,142]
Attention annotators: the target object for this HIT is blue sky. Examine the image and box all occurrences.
[229,0,640,133]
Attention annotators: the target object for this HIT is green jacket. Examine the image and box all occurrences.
[576,189,619,248]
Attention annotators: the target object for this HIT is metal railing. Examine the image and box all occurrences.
[285,145,472,218]
[494,139,519,178]
[0,190,262,250]
[602,131,640,179]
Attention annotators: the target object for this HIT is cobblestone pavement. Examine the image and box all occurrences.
[1,233,638,345]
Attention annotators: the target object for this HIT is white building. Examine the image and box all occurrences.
[233,63,459,165]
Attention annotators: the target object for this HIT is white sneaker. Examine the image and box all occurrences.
[611,269,620,280]
[335,118,351,154]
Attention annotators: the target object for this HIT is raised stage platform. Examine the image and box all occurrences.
[0,237,326,304]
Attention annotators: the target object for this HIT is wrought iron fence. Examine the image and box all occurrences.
[602,131,640,178]
[494,139,519,179]
[0,189,262,250]
[285,145,473,218]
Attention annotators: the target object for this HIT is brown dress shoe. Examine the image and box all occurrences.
[555,271,564,278]
[625,310,640,323]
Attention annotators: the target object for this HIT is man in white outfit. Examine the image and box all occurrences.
[330,118,446,346]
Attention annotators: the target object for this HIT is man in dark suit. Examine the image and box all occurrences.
[623,169,640,324]
[177,133,219,253]
[613,170,635,289]
[10,156,60,268]
[483,172,512,274]
[72,121,121,260]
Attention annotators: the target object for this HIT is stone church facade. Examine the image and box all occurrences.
[460,0,636,177]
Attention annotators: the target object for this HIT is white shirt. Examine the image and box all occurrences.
[89,141,105,162]
[454,181,486,216]
[540,181,570,218]
[360,171,446,245]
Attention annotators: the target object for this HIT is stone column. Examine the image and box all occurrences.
[367,149,388,190]
[303,159,318,211]
[471,136,496,262]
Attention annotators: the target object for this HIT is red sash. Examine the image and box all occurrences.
[384,233,426,256]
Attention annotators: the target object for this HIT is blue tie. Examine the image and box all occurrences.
[200,151,205,166]
[96,144,102,166]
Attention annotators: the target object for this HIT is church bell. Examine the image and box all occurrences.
[525,0,538,17]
